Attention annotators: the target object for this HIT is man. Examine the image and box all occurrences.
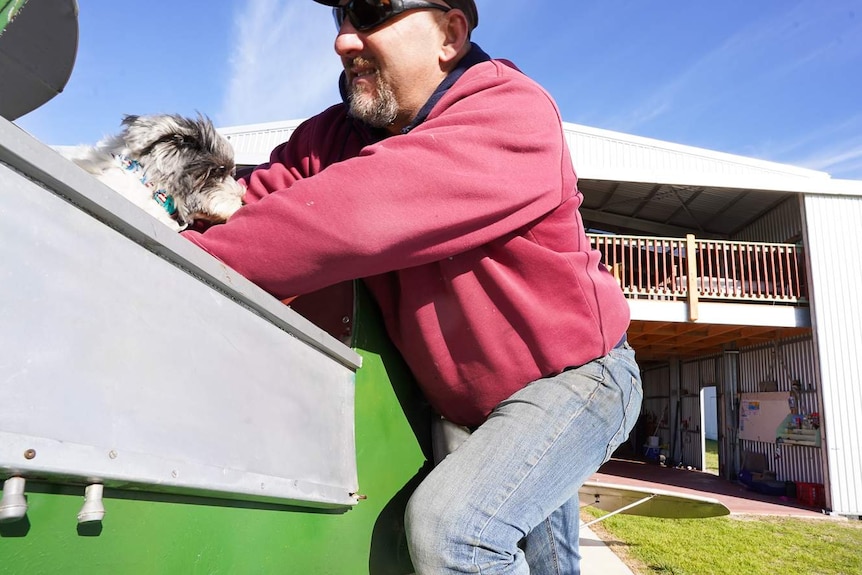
[183,1,642,572]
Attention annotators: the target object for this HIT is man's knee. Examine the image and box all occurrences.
[406,478,450,547]
[405,474,476,568]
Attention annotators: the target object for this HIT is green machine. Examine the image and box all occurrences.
[0,109,432,573]
[0,4,431,569]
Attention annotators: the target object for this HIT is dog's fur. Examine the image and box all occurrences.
[66,114,244,231]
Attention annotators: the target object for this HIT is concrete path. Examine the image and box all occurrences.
[581,524,635,575]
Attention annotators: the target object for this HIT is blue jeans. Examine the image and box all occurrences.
[405,342,642,574]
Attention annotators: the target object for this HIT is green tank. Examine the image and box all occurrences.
[0,286,431,575]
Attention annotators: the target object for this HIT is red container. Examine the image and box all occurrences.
[796,482,826,508]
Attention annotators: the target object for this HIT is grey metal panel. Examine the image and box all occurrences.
[0,118,360,508]
[803,194,862,516]
[642,365,670,398]
[0,118,360,370]
[739,337,818,395]
[641,366,671,448]
[719,352,740,479]
[733,196,803,243]
[680,393,703,470]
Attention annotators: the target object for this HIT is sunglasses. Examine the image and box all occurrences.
[333,0,451,32]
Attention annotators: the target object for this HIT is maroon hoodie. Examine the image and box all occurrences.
[183,46,630,427]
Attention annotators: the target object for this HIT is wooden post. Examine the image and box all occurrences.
[686,234,699,321]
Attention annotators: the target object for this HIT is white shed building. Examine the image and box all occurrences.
[218,118,862,518]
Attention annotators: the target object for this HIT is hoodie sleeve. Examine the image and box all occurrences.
[182,61,579,300]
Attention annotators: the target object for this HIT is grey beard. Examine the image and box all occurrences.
[345,70,399,129]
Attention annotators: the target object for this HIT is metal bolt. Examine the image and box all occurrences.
[23,449,36,460]
[108,450,118,459]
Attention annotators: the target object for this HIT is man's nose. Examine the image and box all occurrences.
[334,18,364,57]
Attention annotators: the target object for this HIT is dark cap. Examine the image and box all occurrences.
[313,0,478,31]
[444,0,478,31]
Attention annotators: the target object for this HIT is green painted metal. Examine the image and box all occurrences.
[0,285,432,574]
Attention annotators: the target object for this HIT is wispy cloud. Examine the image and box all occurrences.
[219,0,342,127]
[758,114,862,158]
[792,140,862,179]
[609,1,860,134]
[749,113,862,179]
[605,31,744,133]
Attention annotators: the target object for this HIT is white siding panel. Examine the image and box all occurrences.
[562,123,828,181]
[218,120,303,166]
[704,386,719,441]
[803,194,862,516]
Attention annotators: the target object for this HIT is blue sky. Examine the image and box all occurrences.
[15,0,862,179]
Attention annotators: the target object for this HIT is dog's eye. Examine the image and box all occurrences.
[213,165,234,179]
[172,134,199,149]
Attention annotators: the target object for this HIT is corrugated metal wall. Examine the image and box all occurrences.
[733,196,803,243]
[803,194,862,516]
[737,337,824,485]
[641,365,671,451]
[669,338,824,486]
[680,360,704,469]
[643,356,725,472]
[726,196,829,487]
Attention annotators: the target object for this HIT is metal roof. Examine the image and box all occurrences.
[578,179,795,238]
[218,118,862,239]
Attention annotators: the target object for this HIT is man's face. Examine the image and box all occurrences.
[343,56,399,129]
[335,2,450,134]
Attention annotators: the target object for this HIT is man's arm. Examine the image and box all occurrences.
[182,62,576,300]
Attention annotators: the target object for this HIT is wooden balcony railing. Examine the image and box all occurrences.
[589,234,807,315]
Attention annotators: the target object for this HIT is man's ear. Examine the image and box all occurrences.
[440,9,470,67]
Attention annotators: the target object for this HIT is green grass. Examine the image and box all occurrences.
[584,511,862,575]
[705,439,719,474]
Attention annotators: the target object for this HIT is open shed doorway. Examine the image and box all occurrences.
[701,386,719,475]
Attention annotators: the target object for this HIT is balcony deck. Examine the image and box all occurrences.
[588,234,812,361]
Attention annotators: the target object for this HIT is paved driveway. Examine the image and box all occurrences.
[591,458,826,518]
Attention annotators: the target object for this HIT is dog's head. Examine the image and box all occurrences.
[118,114,244,226]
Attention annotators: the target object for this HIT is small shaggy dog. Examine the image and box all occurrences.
[66,114,244,231]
